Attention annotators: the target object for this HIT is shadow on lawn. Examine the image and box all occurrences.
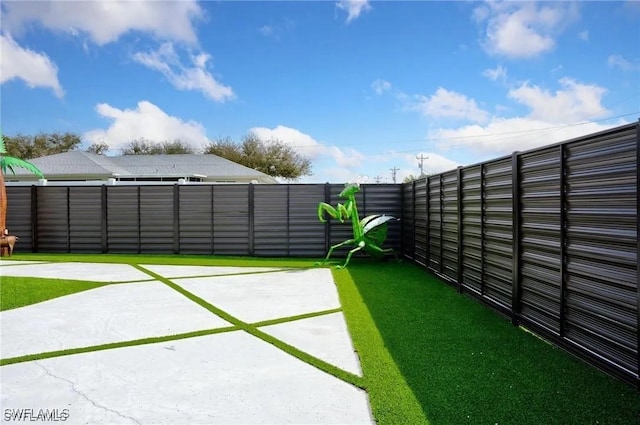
[345,260,640,425]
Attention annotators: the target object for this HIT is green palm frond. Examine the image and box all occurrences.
[0,135,6,154]
[1,156,44,178]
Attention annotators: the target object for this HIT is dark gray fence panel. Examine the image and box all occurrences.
[428,176,442,272]
[179,186,214,254]
[401,182,415,260]
[254,185,289,256]
[289,184,325,257]
[361,184,403,251]
[213,185,250,255]
[36,187,69,253]
[519,146,562,334]
[483,157,513,310]
[69,187,103,253]
[106,187,140,253]
[6,187,33,252]
[139,186,174,253]
[564,126,638,378]
[414,179,428,266]
[461,165,482,294]
[442,170,459,282]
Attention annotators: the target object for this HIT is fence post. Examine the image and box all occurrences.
[101,185,108,253]
[425,176,430,269]
[412,180,416,260]
[248,183,254,256]
[173,184,180,254]
[324,183,331,254]
[511,152,522,325]
[457,166,464,292]
[439,173,444,275]
[636,119,640,389]
[31,185,38,253]
[559,144,568,336]
[66,186,71,253]
[480,164,486,295]
[137,186,141,254]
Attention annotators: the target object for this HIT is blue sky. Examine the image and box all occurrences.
[1,1,639,183]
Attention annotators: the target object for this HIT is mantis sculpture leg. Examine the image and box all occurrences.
[366,243,399,262]
[336,242,365,269]
[316,238,357,266]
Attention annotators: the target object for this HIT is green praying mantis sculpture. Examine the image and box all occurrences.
[316,182,398,268]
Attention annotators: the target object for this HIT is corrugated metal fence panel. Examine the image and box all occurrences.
[362,184,402,252]
[69,187,103,253]
[483,157,513,310]
[414,178,428,266]
[461,165,482,293]
[328,184,364,257]
[428,176,442,272]
[564,127,638,378]
[254,185,289,256]
[401,182,415,259]
[139,186,174,253]
[36,187,69,252]
[519,147,562,334]
[179,186,213,254]
[6,186,33,253]
[106,187,140,253]
[442,170,459,282]
[213,185,250,255]
[289,184,326,257]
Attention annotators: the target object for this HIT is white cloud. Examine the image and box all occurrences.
[578,30,589,41]
[474,1,578,58]
[411,88,490,123]
[371,79,392,95]
[426,77,616,156]
[336,0,372,23]
[258,25,275,37]
[84,100,208,152]
[607,54,639,72]
[1,0,203,45]
[249,125,366,172]
[0,34,63,97]
[483,65,507,82]
[508,78,608,123]
[133,43,234,102]
[403,152,460,176]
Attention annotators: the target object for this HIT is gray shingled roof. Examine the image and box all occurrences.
[10,151,277,182]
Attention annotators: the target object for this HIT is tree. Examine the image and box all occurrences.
[121,138,196,155]
[203,133,312,180]
[3,132,82,159]
[0,135,44,234]
[86,142,109,155]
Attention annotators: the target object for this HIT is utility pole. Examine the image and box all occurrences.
[390,166,399,184]
[374,175,382,184]
[417,154,428,176]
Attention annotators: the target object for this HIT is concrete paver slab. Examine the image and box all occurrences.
[1,282,230,359]
[0,260,45,266]
[177,268,340,323]
[142,264,282,278]
[0,262,152,282]
[1,332,374,424]
[260,312,363,376]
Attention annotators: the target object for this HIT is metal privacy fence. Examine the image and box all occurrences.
[6,183,402,257]
[4,122,639,387]
[402,122,639,387]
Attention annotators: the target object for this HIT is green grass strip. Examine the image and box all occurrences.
[12,253,318,268]
[1,276,109,311]
[0,326,238,366]
[133,264,364,389]
[169,267,300,281]
[331,267,429,425]
[343,261,640,425]
[252,307,342,328]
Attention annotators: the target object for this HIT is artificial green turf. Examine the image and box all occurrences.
[344,260,640,425]
[0,276,108,311]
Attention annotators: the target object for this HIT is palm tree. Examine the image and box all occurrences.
[0,135,44,234]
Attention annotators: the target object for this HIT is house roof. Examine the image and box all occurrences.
[10,151,278,183]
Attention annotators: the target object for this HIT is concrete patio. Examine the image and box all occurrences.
[0,260,373,424]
